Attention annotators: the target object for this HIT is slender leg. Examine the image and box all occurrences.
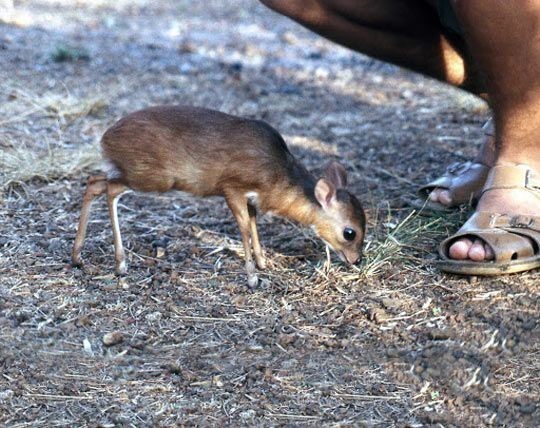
[225,194,258,288]
[107,181,129,274]
[72,175,107,267]
[248,203,266,269]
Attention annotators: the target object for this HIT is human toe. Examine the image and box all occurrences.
[448,238,473,260]
[428,188,452,206]
[429,188,441,202]
[467,238,487,261]
[438,190,453,206]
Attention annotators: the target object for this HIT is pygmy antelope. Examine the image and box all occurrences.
[72,106,366,286]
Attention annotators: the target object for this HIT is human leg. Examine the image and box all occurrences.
[443,0,540,266]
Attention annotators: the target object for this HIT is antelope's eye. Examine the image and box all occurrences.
[343,227,356,241]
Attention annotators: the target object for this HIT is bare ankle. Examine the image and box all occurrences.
[474,136,496,167]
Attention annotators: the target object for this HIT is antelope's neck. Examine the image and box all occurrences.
[263,180,321,227]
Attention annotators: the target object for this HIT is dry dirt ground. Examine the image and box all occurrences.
[0,1,538,426]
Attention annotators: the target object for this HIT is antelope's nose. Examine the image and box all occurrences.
[345,251,361,265]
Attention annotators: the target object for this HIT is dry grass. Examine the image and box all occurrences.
[1,0,538,426]
[0,83,108,195]
[0,86,108,127]
[0,140,99,193]
[360,209,443,277]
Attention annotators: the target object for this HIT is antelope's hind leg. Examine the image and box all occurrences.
[72,175,107,267]
[248,203,266,270]
[107,181,129,275]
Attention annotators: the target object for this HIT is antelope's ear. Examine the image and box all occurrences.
[315,178,336,209]
[325,161,347,188]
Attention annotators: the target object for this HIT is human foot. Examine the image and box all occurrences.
[420,125,495,209]
[446,184,540,261]
[439,164,540,274]
[422,161,490,208]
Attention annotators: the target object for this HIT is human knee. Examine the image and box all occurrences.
[259,0,302,15]
[259,0,325,24]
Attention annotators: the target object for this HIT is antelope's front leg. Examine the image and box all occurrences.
[248,203,266,269]
[226,195,258,288]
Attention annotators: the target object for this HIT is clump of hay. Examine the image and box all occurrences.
[0,141,99,193]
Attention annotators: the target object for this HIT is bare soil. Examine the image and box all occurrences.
[0,1,538,426]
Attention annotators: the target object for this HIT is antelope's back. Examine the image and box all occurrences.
[101,106,293,195]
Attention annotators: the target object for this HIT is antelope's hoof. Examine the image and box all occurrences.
[255,257,267,270]
[71,254,83,268]
[247,273,259,289]
[245,261,258,288]
[115,260,128,275]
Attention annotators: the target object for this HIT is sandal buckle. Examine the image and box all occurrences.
[510,216,534,228]
[525,169,540,191]
[448,161,470,176]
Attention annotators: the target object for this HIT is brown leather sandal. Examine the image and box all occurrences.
[438,164,540,275]
[415,161,490,212]
[414,119,494,213]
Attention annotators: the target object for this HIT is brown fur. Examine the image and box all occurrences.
[102,106,298,197]
[73,106,366,285]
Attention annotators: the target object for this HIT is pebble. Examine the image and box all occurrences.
[83,338,94,356]
[381,298,404,311]
[118,277,130,290]
[467,276,478,284]
[427,329,451,340]
[368,307,388,324]
[103,331,124,346]
[154,247,166,258]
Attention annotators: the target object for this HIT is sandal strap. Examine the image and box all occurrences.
[482,118,494,136]
[439,211,540,262]
[482,164,540,195]
[459,211,540,232]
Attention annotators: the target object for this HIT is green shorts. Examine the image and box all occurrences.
[437,0,462,36]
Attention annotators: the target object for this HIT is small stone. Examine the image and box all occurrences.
[118,277,129,289]
[103,331,124,347]
[154,247,166,258]
[212,375,224,387]
[368,308,388,324]
[167,363,182,375]
[427,329,451,340]
[467,276,478,284]
[145,311,162,322]
[83,338,94,356]
[381,298,403,311]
